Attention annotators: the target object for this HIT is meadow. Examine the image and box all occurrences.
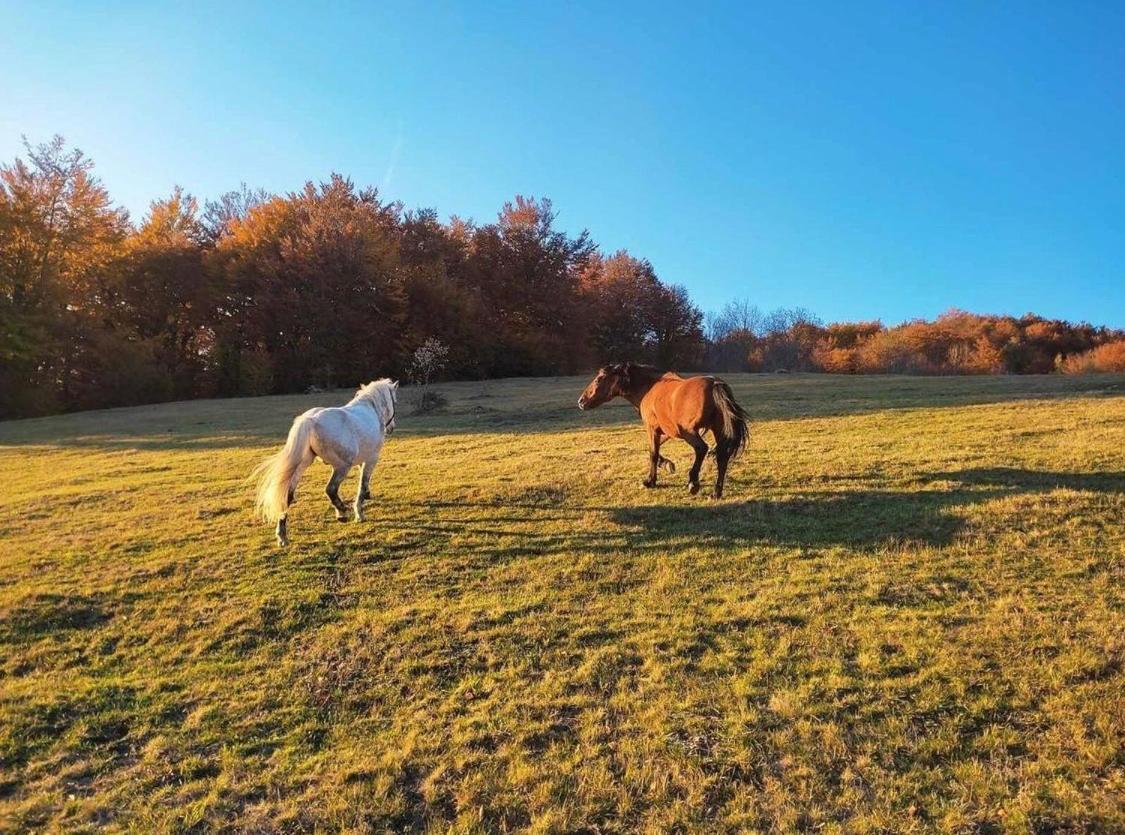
[0,373,1122,833]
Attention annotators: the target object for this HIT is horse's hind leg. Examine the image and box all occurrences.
[643,428,664,488]
[325,466,351,522]
[277,449,314,546]
[714,442,733,499]
[684,432,709,495]
[354,457,378,523]
[287,448,315,507]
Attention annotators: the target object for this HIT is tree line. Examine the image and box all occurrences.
[2,137,1122,419]
[704,303,1124,376]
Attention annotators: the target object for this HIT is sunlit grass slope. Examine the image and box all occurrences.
[1,374,1123,833]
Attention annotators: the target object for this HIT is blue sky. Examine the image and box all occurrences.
[3,1,1123,326]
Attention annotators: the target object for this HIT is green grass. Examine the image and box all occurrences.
[1,373,1123,833]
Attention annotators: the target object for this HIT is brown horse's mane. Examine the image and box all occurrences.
[615,362,680,398]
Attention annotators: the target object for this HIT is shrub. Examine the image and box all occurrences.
[855,329,934,374]
[813,345,859,373]
[407,338,450,414]
[406,338,449,388]
[1058,340,1125,374]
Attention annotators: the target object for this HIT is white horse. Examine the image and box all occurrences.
[254,379,398,546]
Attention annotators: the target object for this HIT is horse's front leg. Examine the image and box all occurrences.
[325,466,351,522]
[354,458,378,522]
[643,428,663,488]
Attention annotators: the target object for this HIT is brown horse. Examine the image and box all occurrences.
[578,363,750,497]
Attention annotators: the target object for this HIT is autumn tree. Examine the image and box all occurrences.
[580,251,661,361]
[0,136,128,415]
[753,307,824,371]
[649,283,704,367]
[201,183,270,243]
[397,208,485,377]
[705,298,764,370]
[484,196,595,374]
[211,176,406,394]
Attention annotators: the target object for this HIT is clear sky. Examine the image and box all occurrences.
[3,1,1123,326]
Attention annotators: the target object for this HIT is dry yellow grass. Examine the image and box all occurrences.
[1,374,1123,833]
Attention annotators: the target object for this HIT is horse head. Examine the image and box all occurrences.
[578,363,633,410]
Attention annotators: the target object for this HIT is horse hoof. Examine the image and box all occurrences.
[277,536,289,547]
[335,514,349,523]
[642,479,656,489]
[688,482,700,495]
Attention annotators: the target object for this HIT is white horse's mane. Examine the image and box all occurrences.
[348,378,397,418]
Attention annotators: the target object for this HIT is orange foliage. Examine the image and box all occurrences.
[706,308,1122,376]
[1059,340,1125,373]
[811,346,853,373]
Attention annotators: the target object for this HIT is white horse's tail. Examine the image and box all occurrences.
[254,416,315,523]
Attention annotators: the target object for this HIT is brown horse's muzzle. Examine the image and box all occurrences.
[578,391,601,410]
[579,369,616,410]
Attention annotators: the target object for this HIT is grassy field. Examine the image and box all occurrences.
[1,373,1123,833]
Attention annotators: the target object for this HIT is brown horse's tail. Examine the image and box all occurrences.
[711,380,750,460]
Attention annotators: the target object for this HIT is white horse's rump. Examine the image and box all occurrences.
[254,379,397,546]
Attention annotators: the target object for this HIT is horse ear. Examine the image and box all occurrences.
[392,380,399,389]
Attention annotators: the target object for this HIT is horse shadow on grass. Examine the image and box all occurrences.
[389,468,1124,558]
[603,467,1125,553]
[610,490,965,551]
